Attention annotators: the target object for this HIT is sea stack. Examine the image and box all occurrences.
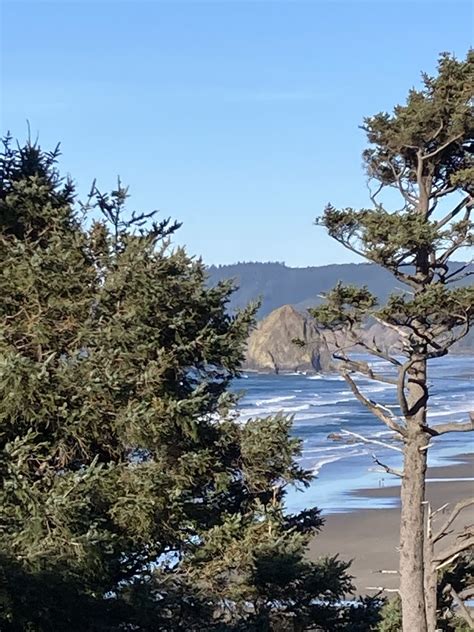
[243,304,332,374]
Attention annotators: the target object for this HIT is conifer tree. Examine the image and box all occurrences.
[0,136,379,630]
[312,51,474,631]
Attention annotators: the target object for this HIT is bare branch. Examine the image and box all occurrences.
[397,359,416,417]
[357,339,402,367]
[387,160,417,206]
[442,258,473,283]
[341,373,407,436]
[434,195,471,226]
[444,584,474,629]
[372,454,404,478]
[340,429,403,453]
[334,354,398,385]
[433,536,474,564]
[373,316,411,341]
[436,553,463,571]
[432,498,474,544]
[339,328,402,366]
[446,270,474,285]
[437,207,472,264]
[431,503,450,520]
[429,414,474,437]
[367,180,384,210]
[459,586,474,601]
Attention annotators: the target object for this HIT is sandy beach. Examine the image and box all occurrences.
[308,454,474,594]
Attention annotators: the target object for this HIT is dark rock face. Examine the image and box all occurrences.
[243,305,333,374]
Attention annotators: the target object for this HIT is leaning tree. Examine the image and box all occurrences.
[311,51,474,632]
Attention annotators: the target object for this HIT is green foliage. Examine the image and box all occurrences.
[362,51,473,197]
[309,283,378,330]
[314,50,474,630]
[315,50,473,356]
[0,136,371,630]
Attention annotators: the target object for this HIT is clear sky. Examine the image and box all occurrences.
[1,0,472,266]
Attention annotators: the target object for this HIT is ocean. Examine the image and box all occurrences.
[234,355,473,514]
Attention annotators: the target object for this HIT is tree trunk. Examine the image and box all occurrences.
[400,432,429,631]
[399,358,430,632]
[424,505,438,632]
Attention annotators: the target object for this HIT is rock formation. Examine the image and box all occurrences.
[243,305,332,373]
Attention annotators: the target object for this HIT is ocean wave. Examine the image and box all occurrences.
[363,384,395,393]
[255,395,296,406]
[279,403,311,413]
[304,444,364,454]
[308,373,345,381]
[311,449,366,475]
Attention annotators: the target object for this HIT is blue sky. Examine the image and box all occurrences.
[1,0,472,266]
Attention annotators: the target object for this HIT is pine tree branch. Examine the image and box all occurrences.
[341,373,407,436]
[432,498,474,544]
[422,132,464,160]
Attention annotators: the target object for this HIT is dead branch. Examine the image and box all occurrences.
[431,502,450,520]
[397,358,416,417]
[436,195,472,228]
[338,328,402,367]
[334,354,398,385]
[459,586,474,601]
[340,429,403,453]
[372,454,404,478]
[432,499,474,544]
[429,415,474,436]
[436,553,463,572]
[433,536,474,564]
[443,584,474,629]
[342,372,407,436]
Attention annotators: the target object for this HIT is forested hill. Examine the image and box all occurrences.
[207,261,473,318]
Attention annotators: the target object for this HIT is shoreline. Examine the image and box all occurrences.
[308,454,474,594]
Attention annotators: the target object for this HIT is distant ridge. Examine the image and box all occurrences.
[207,261,473,318]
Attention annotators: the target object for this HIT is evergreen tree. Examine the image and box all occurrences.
[0,136,378,630]
[311,51,474,632]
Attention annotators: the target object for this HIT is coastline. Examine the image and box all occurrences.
[308,454,474,594]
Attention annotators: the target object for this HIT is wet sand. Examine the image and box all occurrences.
[308,454,474,594]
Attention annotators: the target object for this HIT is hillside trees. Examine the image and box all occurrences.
[0,136,381,630]
[312,51,474,631]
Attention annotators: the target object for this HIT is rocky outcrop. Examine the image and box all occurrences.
[243,303,472,375]
[243,305,332,374]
